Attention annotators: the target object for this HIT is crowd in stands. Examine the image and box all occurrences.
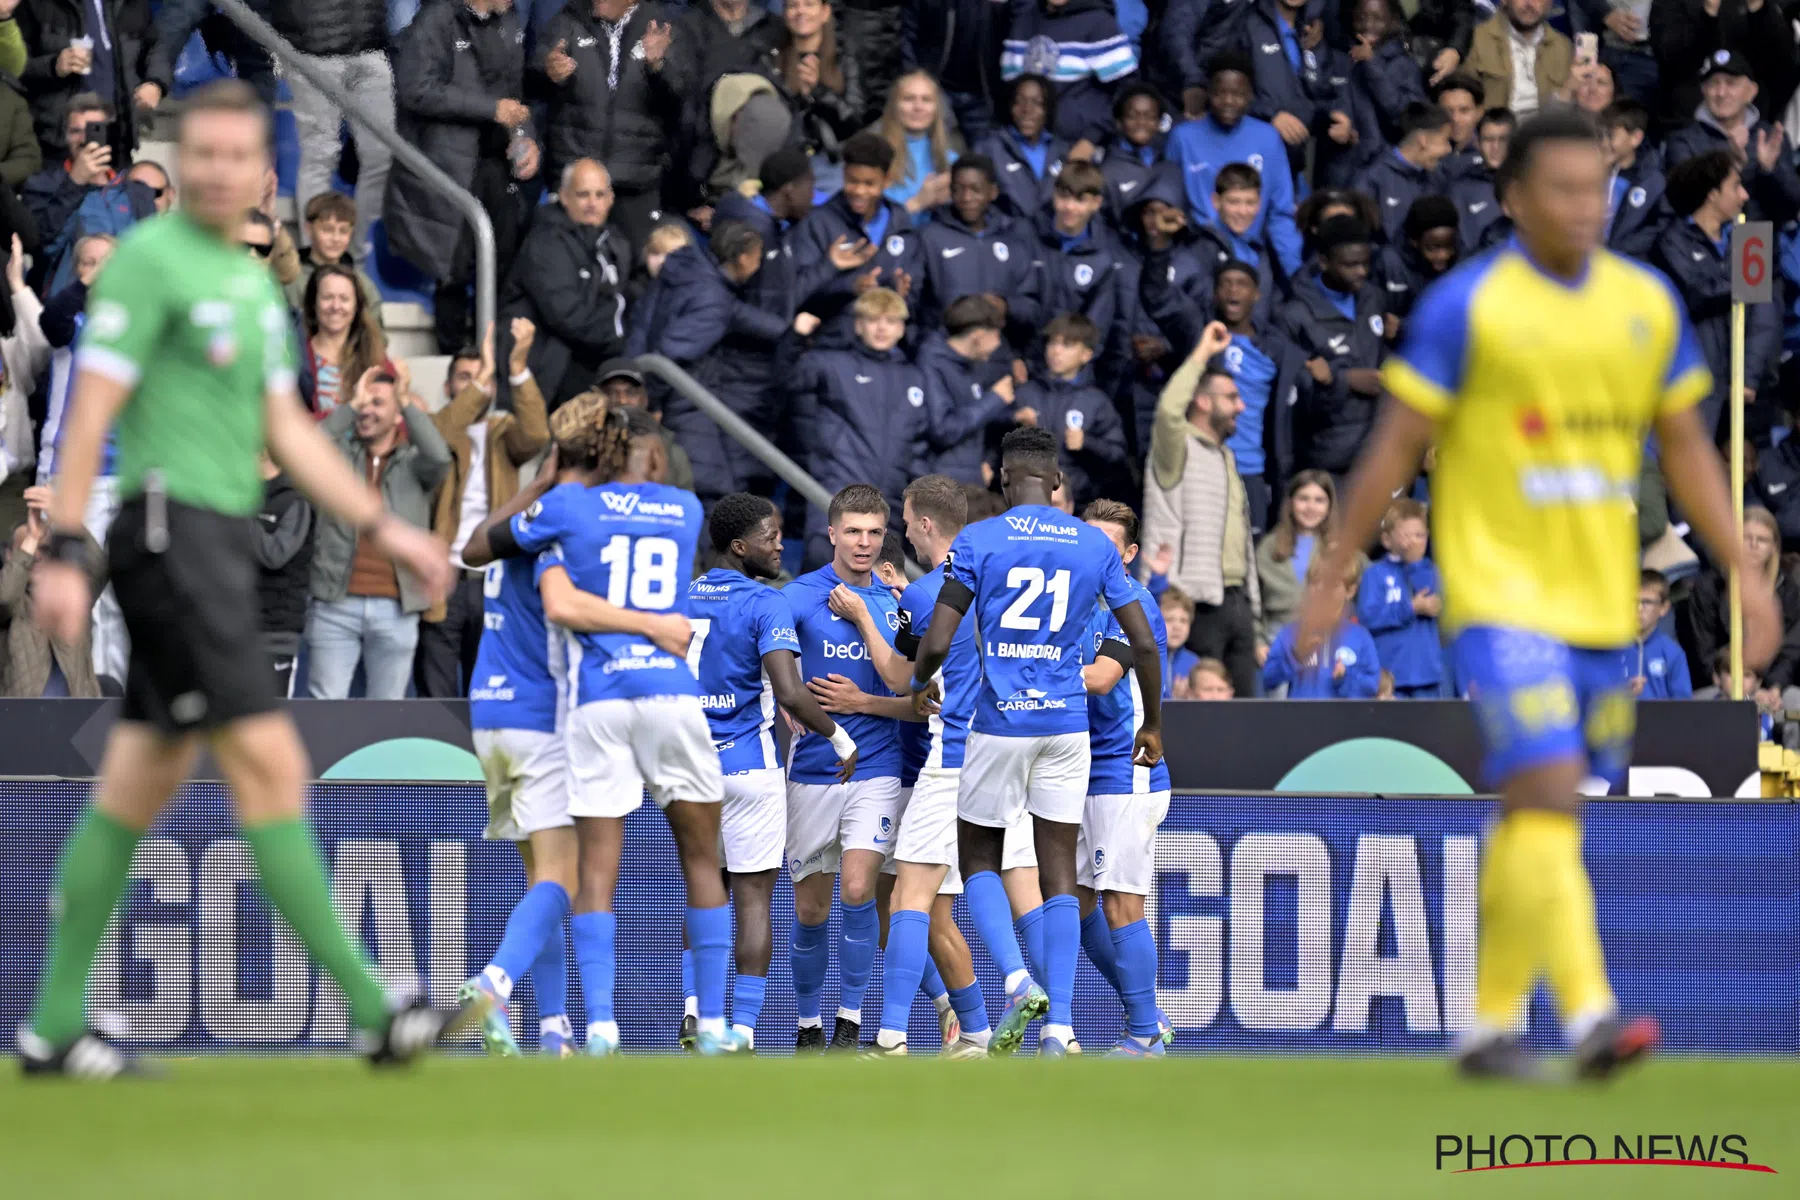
[0,0,1797,713]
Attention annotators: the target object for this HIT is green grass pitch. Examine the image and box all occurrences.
[2,1055,1795,1198]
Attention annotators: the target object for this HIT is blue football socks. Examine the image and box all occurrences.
[486,880,569,999]
[879,910,930,1040]
[948,982,990,1036]
[965,872,1028,986]
[680,947,696,1016]
[731,972,768,1036]
[570,910,617,1026]
[686,905,731,1032]
[919,953,949,1006]
[1081,906,1124,997]
[528,916,568,1023]
[1015,904,1047,984]
[791,918,828,1025]
[1111,919,1162,1041]
[838,899,879,1018]
[1041,894,1079,1028]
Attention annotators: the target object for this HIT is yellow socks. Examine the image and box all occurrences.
[1473,808,1615,1039]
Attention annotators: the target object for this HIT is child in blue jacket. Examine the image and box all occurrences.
[1264,557,1382,697]
[1629,569,1694,699]
[1355,497,1443,697]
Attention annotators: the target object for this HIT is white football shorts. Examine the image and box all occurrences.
[785,776,903,882]
[1077,790,1172,895]
[958,731,1090,827]
[567,696,723,819]
[474,728,568,840]
[720,767,786,873]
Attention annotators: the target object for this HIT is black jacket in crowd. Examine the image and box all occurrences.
[386,0,533,282]
[257,471,316,647]
[1279,271,1387,475]
[17,0,167,162]
[788,191,926,349]
[767,31,864,164]
[900,0,1007,115]
[536,2,694,197]
[916,205,1042,346]
[913,327,1013,486]
[1606,150,1672,262]
[500,203,629,407]
[1652,217,1783,444]
[628,241,789,499]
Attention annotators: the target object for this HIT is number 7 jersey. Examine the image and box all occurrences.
[948,504,1137,737]
[508,480,704,706]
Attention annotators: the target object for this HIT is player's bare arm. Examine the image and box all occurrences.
[264,383,452,605]
[538,564,692,656]
[1297,398,1435,655]
[1084,650,1127,695]
[765,649,857,783]
[1654,404,1781,670]
[807,675,924,723]
[34,369,131,643]
[1112,598,1164,764]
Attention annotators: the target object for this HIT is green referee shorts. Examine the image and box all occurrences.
[107,496,276,734]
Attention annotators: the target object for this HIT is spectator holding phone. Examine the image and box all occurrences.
[22,93,111,267]
[17,0,167,165]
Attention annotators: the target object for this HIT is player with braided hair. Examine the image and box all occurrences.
[474,398,739,1054]
[675,493,858,1050]
[456,391,692,1057]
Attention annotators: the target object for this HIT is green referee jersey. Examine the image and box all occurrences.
[78,210,299,518]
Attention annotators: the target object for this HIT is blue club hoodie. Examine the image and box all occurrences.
[1353,148,1442,244]
[1625,631,1693,699]
[975,125,1074,221]
[1011,368,1132,507]
[1263,618,1381,697]
[788,190,927,350]
[1355,554,1444,692]
[914,328,1016,485]
[917,205,1044,345]
[1605,148,1672,262]
[1164,112,1304,277]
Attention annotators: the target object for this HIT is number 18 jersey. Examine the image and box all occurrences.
[948,504,1136,738]
[509,480,703,706]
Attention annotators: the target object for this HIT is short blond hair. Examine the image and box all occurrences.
[645,222,693,256]
[853,287,909,321]
[1306,552,1362,590]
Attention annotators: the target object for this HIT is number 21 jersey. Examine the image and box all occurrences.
[948,504,1136,738]
[509,480,703,706]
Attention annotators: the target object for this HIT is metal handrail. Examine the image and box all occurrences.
[633,354,921,578]
[210,0,497,339]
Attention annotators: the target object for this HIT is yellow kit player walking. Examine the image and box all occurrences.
[1300,110,1780,1079]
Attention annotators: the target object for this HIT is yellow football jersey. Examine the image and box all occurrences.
[1382,243,1711,648]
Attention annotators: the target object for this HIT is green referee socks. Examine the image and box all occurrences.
[243,818,391,1033]
[30,808,145,1047]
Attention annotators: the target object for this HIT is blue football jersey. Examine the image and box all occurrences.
[469,556,566,734]
[510,480,704,705]
[898,564,978,771]
[685,567,802,773]
[1085,579,1172,795]
[948,505,1136,737]
[786,564,902,784]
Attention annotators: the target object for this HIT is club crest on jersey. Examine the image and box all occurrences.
[1629,186,1647,208]
[993,241,1010,262]
[886,234,905,257]
[907,386,925,407]
[1225,344,1244,371]
[885,609,901,631]
[1369,315,1385,337]
[1248,153,1264,173]
[1065,409,1085,431]
[1073,263,1095,288]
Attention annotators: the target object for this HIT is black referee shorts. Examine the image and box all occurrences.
[108,495,276,734]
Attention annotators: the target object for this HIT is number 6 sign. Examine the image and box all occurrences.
[1731,221,1774,304]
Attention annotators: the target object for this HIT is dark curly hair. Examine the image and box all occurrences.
[710,492,778,553]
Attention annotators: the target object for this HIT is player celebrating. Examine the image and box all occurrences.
[461,396,692,1057]
[823,475,999,1058]
[684,493,860,1051]
[910,428,1165,1056]
[1299,109,1779,1079]
[20,80,462,1078]
[785,485,912,1051]
[476,406,741,1055]
[1077,500,1174,1058]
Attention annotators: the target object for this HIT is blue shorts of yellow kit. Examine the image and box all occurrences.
[1452,627,1634,792]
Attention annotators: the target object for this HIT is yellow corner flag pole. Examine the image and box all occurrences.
[1730,213,1746,701]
